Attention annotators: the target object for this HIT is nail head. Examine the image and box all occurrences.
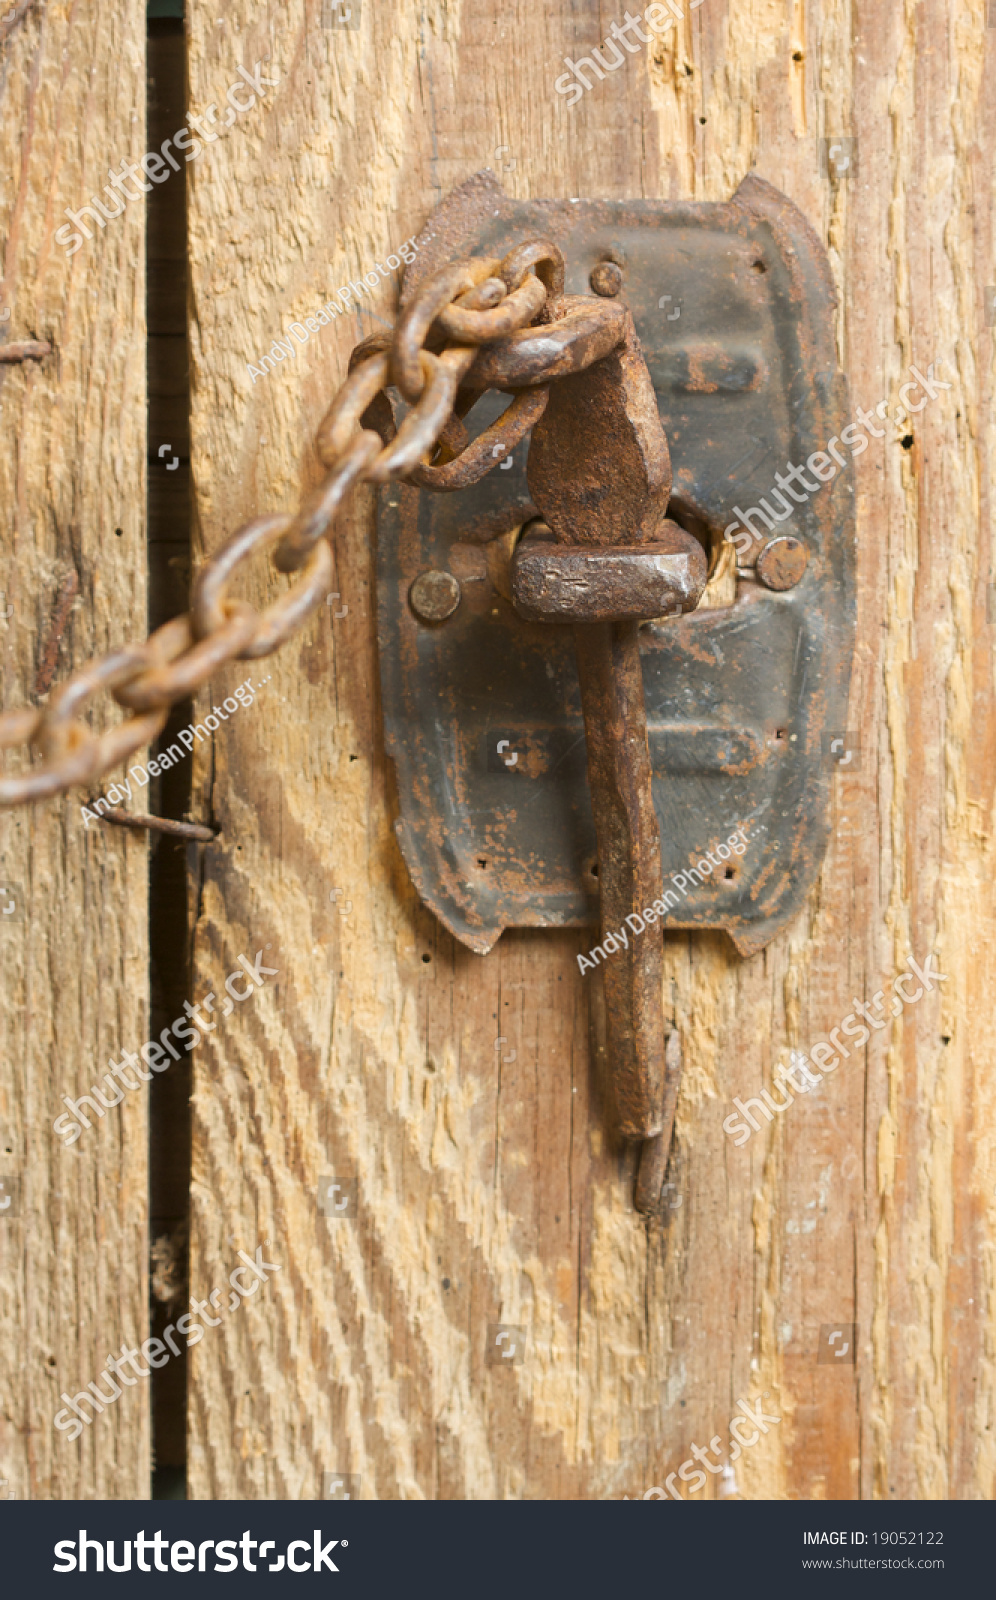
[409,569,461,623]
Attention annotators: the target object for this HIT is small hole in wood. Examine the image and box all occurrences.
[751,259,767,273]
[421,953,431,964]
[775,728,787,740]
[477,857,488,869]
[589,860,599,878]
[724,866,736,880]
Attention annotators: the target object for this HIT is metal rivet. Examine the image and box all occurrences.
[589,261,623,297]
[409,569,461,623]
[756,536,809,591]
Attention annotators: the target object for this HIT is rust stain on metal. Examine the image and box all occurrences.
[756,535,809,591]
[512,518,706,624]
[677,343,769,394]
[467,295,628,392]
[589,261,623,297]
[573,618,667,1139]
[527,314,671,546]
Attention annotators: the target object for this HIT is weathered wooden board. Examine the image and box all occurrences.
[0,1,149,1498]
[186,0,995,1501]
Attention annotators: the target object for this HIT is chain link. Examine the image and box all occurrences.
[0,236,627,807]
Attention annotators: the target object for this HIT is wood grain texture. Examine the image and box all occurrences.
[186,0,996,1500]
[0,3,149,1497]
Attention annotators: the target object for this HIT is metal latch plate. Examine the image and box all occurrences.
[377,174,854,956]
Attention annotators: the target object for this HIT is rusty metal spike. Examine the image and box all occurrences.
[524,305,698,1159]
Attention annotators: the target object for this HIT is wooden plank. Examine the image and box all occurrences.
[0,1,149,1497]
[186,0,996,1500]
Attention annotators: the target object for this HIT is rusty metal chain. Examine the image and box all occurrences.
[0,237,629,807]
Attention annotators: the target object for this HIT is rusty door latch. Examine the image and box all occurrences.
[0,167,854,1214]
[520,313,704,1175]
[378,171,855,1212]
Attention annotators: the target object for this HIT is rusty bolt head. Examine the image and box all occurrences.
[756,535,809,591]
[511,524,707,624]
[590,261,623,298]
[409,570,461,623]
